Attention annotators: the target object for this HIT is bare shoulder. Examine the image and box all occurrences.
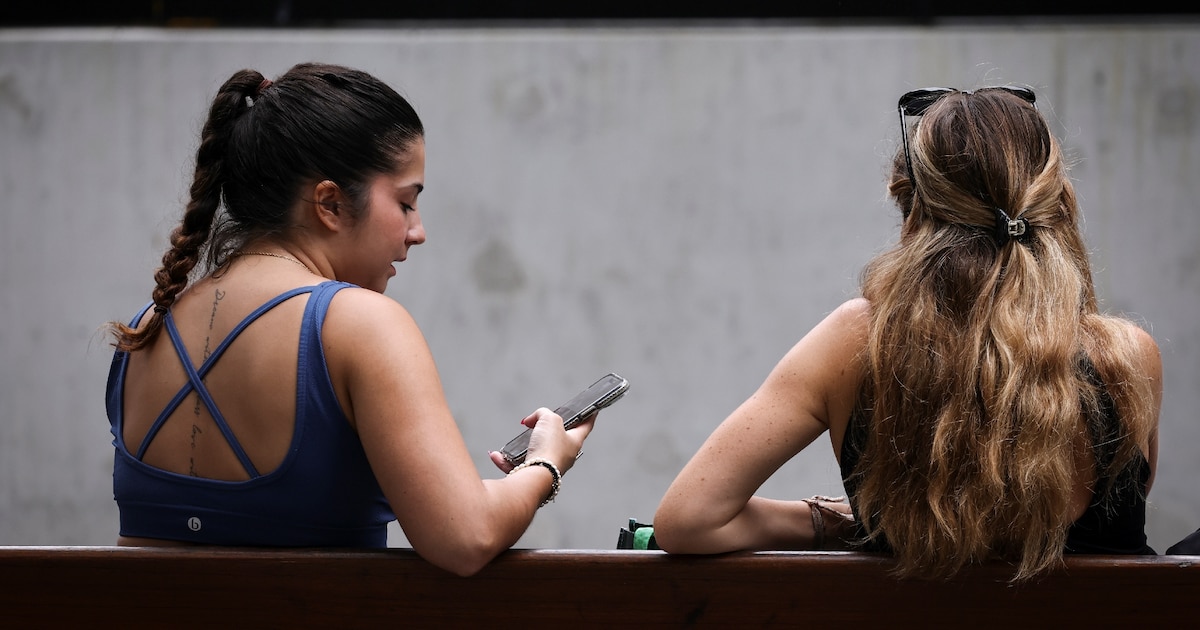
[807,297,871,351]
[775,298,871,365]
[1114,318,1162,380]
[1132,323,1162,372]
[830,297,871,329]
[316,287,444,425]
[766,298,871,415]
[319,287,431,367]
[324,286,419,332]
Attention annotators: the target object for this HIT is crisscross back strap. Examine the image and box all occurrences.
[134,286,320,478]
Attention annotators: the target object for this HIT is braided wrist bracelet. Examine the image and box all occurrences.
[801,495,850,550]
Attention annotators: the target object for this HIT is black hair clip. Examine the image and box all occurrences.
[993,206,1030,245]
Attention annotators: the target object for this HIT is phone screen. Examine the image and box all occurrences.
[499,373,629,465]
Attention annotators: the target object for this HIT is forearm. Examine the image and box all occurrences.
[655,496,817,554]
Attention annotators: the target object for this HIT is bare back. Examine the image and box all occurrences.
[120,266,319,482]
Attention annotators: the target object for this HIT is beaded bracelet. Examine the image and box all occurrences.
[509,457,561,508]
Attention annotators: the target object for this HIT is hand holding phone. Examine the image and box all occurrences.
[498,372,629,466]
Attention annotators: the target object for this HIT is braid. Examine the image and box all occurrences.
[109,70,266,352]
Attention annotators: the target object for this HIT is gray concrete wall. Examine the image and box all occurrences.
[1,23,1197,553]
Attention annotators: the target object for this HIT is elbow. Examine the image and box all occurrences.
[651,523,700,555]
[439,552,492,578]
[651,528,683,554]
[652,505,695,554]
[416,527,508,577]
[654,500,735,555]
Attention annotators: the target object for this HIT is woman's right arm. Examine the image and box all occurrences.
[653,299,869,554]
[324,289,590,576]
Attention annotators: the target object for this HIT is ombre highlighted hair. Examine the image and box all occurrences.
[851,87,1156,581]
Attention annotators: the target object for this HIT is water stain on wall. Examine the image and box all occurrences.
[1155,86,1195,136]
[471,238,527,294]
[0,73,40,134]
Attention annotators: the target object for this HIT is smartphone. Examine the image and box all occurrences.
[499,372,629,466]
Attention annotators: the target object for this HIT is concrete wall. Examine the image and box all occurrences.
[1,23,1197,553]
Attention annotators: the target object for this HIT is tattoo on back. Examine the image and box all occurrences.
[190,288,226,476]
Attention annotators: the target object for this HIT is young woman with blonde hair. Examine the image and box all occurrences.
[654,85,1161,581]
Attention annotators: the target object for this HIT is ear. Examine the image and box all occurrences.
[311,180,347,232]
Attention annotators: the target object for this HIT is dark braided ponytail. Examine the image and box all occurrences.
[109,70,271,352]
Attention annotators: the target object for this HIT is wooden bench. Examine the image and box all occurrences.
[1,546,1195,626]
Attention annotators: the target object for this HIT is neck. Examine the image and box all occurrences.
[235,249,322,277]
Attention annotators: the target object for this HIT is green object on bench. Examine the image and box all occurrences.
[616,518,660,550]
[633,525,656,550]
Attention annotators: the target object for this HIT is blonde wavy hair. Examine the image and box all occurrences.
[852,88,1156,581]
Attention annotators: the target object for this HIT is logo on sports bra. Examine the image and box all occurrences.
[188,517,202,532]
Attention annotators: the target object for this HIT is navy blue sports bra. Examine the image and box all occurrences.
[106,281,394,547]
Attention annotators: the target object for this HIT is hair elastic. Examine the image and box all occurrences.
[245,79,272,109]
[153,305,168,314]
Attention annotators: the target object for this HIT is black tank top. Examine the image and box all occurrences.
[838,357,1155,555]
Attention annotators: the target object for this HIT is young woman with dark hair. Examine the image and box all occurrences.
[106,63,591,576]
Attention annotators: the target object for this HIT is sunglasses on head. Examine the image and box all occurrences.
[898,85,1037,189]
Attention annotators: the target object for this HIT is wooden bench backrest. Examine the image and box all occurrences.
[1,547,1195,626]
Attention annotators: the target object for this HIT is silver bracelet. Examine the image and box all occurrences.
[509,457,561,507]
